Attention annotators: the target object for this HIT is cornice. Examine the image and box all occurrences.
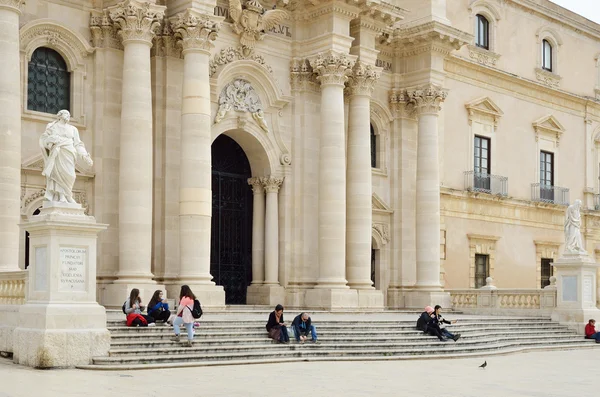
[384,21,472,56]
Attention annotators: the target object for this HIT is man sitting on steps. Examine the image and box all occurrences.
[292,312,318,344]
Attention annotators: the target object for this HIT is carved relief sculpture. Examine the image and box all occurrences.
[215,79,268,132]
[564,199,586,254]
[229,0,288,55]
[108,0,165,44]
[39,110,93,204]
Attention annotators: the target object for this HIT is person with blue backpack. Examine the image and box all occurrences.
[170,285,202,347]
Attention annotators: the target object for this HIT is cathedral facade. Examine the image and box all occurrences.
[4,0,600,308]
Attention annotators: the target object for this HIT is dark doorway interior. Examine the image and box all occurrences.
[211,134,253,304]
[24,208,42,269]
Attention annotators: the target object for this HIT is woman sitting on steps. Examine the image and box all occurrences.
[124,288,155,327]
[147,290,172,325]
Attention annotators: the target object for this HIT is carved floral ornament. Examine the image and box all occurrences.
[214,79,269,133]
[372,223,390,245]
[309,51,355,86]
[0,0,25,12]
[170,10,220,53]
[108,0,165,44]
[347,61,381,97]
[407,84,448,115]
[210,46,273,77]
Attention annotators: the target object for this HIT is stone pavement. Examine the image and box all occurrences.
[0,349,598,397]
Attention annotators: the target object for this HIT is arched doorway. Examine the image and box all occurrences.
[211,134,253,304]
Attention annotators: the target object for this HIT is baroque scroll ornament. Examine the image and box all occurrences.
[229,0,288,55]
[214,79,269,133]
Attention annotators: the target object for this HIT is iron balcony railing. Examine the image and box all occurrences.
[464,171,508,197]
[531,183,569,205]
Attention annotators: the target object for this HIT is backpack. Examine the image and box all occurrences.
[188,299,203,319]
[122,301,127,314]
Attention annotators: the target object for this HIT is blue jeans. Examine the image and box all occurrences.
[587,332,600,341]
[441,328,455,339]
[295,325,317,341]
[173,316,194,341]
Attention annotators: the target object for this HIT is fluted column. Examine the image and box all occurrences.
[171,10,220,284]
[0,0,24,271]
[261,176,283,285]
[109,0,165,282]
[248,177,265,285]
[346,61,380,289]
[310,51,353,288]
[409,85,447,289]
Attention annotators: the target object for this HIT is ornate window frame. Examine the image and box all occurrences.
[369,99,393,176]
[534,240,560,289]
[467,234,500,289]
[20,19,94,127]
[465,97,503,174]
[535,27,562,88]
[532,115,564,186]
[467,0,501,67]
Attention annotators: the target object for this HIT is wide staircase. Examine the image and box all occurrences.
[78,308,599,370]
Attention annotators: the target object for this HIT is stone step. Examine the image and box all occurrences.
[91,339,598,366]
[105,335,587,357]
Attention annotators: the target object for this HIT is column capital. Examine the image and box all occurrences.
[260,175,284,193]
[309,51,354,87]
[0,0,25,14]
[406,84,448,116]
[108,0,166,45]
[389,89,417,120]
[248,177,265,194]
[171,9,220,54]
[347,61,381,97]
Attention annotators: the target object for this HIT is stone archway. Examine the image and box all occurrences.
[211,134,253,304]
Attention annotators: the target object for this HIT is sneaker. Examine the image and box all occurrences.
[453,334,461,342]
[311,339,320,344]
[148,323,156,327]
[184,340,193,348]
[170,335,180,342]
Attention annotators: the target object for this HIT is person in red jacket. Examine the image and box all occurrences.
[584,319,600,342]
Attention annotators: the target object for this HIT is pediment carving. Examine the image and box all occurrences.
[372,193,393,214]
[532,115,565,145]
[465,96,503,127]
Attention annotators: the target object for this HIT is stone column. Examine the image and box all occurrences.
[305,51,358,308]
[248,177,265,285]
[407,84,449,307]
[0,0,24,271]
[169,10,224,305]
[346,61,378,289]
[107,1,165,298]
[262,175,283,285]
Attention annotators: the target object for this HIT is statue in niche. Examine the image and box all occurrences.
[39,110,93,204]
[564,199,586,254]
[214,79,269,132]
[229,0,288,56]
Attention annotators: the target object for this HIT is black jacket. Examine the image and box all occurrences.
[292,314,312,334]
[416,311,433,332]
[266,311,284,331]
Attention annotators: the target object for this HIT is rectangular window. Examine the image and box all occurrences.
[540,151,554,202]
[476,15,490,50]
[474,136,491,191]
[541,258,553,288]
[370,125,377,168]
[542,40,552,72]
[475,254,489,289]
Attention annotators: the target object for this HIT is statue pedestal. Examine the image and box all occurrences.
[13,202,110,368]
[551,252,600,334]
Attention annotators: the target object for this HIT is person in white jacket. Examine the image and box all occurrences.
[170,285,196,347]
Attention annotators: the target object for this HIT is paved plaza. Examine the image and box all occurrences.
[0,349,598,397]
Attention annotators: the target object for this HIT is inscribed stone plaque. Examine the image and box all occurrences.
[59,247,87,292]
[583,275,593,302]
[562,275,577,302]
[34,246,47,292]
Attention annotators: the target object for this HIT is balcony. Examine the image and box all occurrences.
[531,183,569,205]
[464,171,508,197]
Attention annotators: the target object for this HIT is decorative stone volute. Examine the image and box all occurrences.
[290,58,318,92]
[407,84,448,115]
[0,0,24,13]
[347,61,381,97]
[260,175,284,193]
[108,0,166,45]
[171,9,220,54]
[309,51,355,87]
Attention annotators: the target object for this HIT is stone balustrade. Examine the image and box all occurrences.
[449,277,557,316]
[0,271,27,305]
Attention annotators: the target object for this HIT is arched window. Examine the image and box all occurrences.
[475,14,489,50]
[542,39,553,72]
[24,208,42,269]
[370,123,377,168]
[27,47,70,114]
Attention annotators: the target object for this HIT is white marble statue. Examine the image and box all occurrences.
[564,199,586,254]
[40,110,93,204]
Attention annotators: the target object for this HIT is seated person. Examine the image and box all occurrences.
[416,306,446,342]
[124,288,155,327]
[585,319,600,342]
[292,312,318,343]
[147,289,171,324]
[266,304,290,344]
[433,305,461,342]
